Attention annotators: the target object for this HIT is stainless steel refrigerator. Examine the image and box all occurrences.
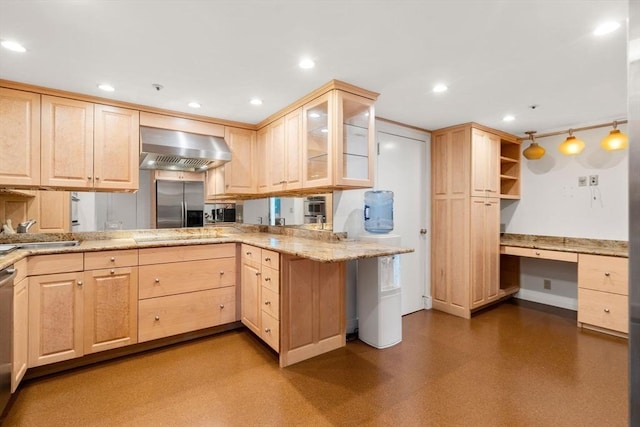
[156,180,204,228]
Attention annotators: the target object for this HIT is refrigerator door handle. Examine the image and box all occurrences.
[181,200,186,227]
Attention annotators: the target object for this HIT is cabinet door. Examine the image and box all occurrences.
[12,277,28,392]
[35,190,70,233]
[471,129,500,197]
[268,117,286,192]
[83,267,138,354]
[256,126,270,193]
[28,271,84,367]
[93,104,139,191]
[334,91,375,187]
[41,95,94,189]
[205,166,226,201]
[224,127,256,194]
[0,88,41,187]
[155,170,204,182]
[302,92,332,188]
[241,259,261,336]
[470,198,499,309]
[284,108,303,190]
[432,126,470,198]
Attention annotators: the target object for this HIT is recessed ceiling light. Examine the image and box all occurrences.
[97,83,115,92]
[503,115,515,122]
[188,101,201,108]
[250,98,263,106]
[432,84,448,93]
[299,58,315,69]
[1,40,26,52]
[594,21,621,36]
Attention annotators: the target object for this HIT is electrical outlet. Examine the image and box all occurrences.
[589,175,599,186]
[543,279,551,290]
[578,176,587,187]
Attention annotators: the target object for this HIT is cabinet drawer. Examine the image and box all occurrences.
[241,244,261,263]
[261,286,280,320]
[261,311,280,352]
[578,254,628,295]
[138,286,236,342]
[139,258,235,299]
[578,288,628,334]
[261,265,280,293]
[28,253,84,275]
[262,249,279,270]
[500,246,578,263]
[84,249,138,270]
[139,243,235,265]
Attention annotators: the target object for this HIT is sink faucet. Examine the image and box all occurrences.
[17,219,37,233]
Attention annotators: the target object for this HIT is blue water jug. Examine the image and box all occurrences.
[364,190,393,233]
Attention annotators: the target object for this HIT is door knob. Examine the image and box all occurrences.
[420,229,427,235]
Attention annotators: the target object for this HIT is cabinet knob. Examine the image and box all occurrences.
[246,251,252,256]
[219,304,225,309]
[280,180,286,184]
[264,328,271,333]
[95,177,100,180]
[155,315,160,321]
[220,271,225,275]
[110,269,115,274]
[535,251,541,256]
[264,300,271,305]
[110,257,115,262]
[604,308,610,313]
[155,278,160,283]
[87,176,92,180]
[604,272,611,277]
[265,277,271,282]
[256,272,261,276]
[265,257,271,262]
[77,280,83,286]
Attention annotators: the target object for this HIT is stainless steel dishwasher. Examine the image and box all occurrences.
[0,265,16,416]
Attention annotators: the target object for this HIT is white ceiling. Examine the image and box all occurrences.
[0,0,628,136]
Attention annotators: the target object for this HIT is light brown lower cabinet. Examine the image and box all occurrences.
[12,259,28,392]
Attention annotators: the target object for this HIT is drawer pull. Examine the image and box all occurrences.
[155,278,160,283]
[219,304,225,309]
[265,257,271,262]
[535,251,541,256]
[604,272,611,277]
[265,277,271,282]
[264,328,271,333]
[220,270,225,275]
[264,300,271,306]
[246,251,252,256]
[256,272,261,276]
[155,315,160,321]
[604,308,610,313]
[110,269,115,274]
[77,280,83,286]
[110,257,115,262]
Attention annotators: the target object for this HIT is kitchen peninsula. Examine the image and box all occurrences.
[0,225,412,392]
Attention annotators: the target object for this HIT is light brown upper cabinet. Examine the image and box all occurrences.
[41,97,139,191]
[154,170,204,182]
[256,112,302,194]
[0,88,41,187]
[470,128,500,197]
[224,126,256,195]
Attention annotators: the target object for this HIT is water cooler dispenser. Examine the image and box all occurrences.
[357,191,402,348]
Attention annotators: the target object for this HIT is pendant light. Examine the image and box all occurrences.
[600,120,628,151]
[522,131,545,160]
[558,129,585,155]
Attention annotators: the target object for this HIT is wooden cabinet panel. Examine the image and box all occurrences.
[138,243,234,265]
[139,257,235,299]
[0,88,41,187]
[261,286,280,320]
[138,287,235,342]
[268,117,286,191]
[261,265,280,293]
[205,166,226,201]
[93,104,139,191]
[12,276,28,392]
[83,267,138,353]
[261,311,280,351]
[28,253,84,276]
[84,249,138,270]
[241,243,262,264]
[284,108,303,190]
[35,191,70,233]
[224,127,256,194]
[154,170,204,182]
[578,254,628,295]
[240,259,261,336]
[28,271,84,367]
[41,95,94,188]
[470,198,500,309]
[500,246,578,263]
[261,249,280,270]
[471,128,500,197]
[140,111,224,137]
[578,288,628,334]
[256,126,270,193]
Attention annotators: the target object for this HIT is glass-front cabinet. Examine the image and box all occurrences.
[302,90,375,189]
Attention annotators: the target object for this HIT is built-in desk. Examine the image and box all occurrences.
[500,234,629,338]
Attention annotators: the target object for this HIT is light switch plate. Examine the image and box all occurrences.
[589,175,599,186]
[578,176,587,186]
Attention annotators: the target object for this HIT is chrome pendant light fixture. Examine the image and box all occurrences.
[558,129,586,155]
[522,131,545,160]
[601,120,629,151]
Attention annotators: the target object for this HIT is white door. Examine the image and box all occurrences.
[376,130,430,315]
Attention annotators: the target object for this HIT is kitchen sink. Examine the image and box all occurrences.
[16,240,80,249]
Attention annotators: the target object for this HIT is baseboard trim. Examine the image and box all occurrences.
[515,289,577,311]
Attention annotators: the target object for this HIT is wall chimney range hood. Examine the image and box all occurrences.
[139,126,232,172]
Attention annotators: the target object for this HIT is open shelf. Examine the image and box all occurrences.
[499,138,521,199]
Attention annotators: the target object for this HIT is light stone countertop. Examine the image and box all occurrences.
[0,228,413,270]
[500,234,628,258]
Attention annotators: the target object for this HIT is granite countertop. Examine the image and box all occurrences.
[500,233,628,258]
[0,226,413,270]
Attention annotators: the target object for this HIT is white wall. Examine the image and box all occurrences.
[501,124,629,309]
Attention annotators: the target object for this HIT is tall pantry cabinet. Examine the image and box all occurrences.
[431,123,520,318]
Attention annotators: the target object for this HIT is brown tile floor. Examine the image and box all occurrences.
[2,300,628,426]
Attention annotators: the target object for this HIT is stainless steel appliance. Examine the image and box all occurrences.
[213,207,236,223]
[303,196,326,224]
[0,265,16,416]
[156,180,204,228]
